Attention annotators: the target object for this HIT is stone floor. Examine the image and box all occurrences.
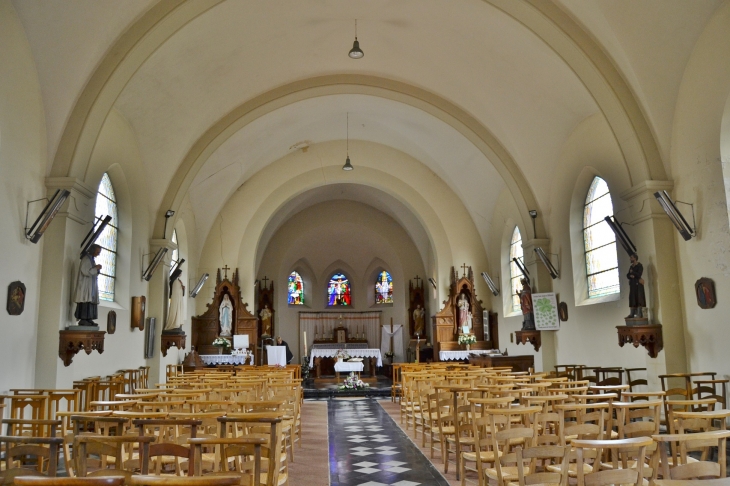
[326,397,450,486]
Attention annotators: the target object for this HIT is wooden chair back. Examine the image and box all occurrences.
[74,435,156,478]
[0,435,64,482]
[651,430,730,481]
[572,437,653,486]
[14,477,126,486]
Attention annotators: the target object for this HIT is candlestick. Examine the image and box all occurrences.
[303,331,307,357]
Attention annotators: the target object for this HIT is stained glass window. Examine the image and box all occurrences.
[509,226,524,312]
[288,271,304,305]
[327,273,351,306]
[584,176,620,297]
[95,173,118,302]
[170,230,179,275]
[375,271,393,304]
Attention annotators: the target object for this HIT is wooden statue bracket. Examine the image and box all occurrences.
[617,324,663,358]
[160,332,186,357]
[515,330,541,352]
[59,329,105,367]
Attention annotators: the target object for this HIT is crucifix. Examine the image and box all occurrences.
[222,265,230,279]
[461,263,469,278]
[413,275,422,287]
[261,276,269,287]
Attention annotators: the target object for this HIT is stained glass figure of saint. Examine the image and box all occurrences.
[375,271,393,304]
[327,273,351,306]
[287,272,304,305]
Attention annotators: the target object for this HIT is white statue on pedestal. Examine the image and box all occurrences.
[219,294,233,337]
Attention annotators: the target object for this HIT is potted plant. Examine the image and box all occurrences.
[212,337,231,355]
[458,333,477,351]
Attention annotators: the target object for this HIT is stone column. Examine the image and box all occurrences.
[621,181,688,390]
[35,177,96,389]
[521,238,557,373]
[145,238,177,385]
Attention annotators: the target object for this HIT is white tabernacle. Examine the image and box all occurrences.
[309,348,382,367]
[439,350,499,361]
[200,354,252,365]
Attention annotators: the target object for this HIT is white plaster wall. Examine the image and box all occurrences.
[60,110,153,384]
[0,0,47,393]
[671,2,730,379]
[257,200,427,364]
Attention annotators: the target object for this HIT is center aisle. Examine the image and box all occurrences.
[328,398,450,486]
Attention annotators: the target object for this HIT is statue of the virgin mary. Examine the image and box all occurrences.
[219,294,233,337]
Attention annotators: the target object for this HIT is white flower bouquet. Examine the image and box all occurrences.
[339,372,369,390]
[335,349,350,361]
[458,334,477,345]
[212,337,231,348]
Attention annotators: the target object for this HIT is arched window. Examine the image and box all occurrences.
[327,273,351,306]
[375,271,393,304]
[509,226,524,312]
[170,229,179,275]
[583,176,620,297]
[95,173,118,302]
[287,271,304,305]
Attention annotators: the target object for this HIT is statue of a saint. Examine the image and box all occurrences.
[260,305,272,337]
[413,304,425,336]
[627,253,646,318]
[219,294,233,337]
[163,278,185,332]
[517,278,535,330]
[73,244,102,326]
[457,294,470,333]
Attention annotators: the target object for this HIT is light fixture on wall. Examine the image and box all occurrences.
[481,272,500,296]
[79,215,112,258]
[512,257,530,284]
[653,190,696,241]
[163,210,175,239]
[348,20,364,59]
[604,215,637,256]
[142,247,168,281]
[534,247,559,279]
[25,189,70,244]
[190,273,209,298]
[428,277,437,290]
[343,113,354,171]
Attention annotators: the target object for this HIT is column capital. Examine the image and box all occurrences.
[45,177,95,225]
[521,238,551,251]
[620,180,674,225]
[149,238,178,252]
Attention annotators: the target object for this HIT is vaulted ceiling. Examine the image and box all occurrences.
[12,0,724,252]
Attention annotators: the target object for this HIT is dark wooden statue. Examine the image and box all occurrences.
[256,277,275,338]
[408,276,427,338]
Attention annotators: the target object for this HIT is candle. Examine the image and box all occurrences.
[303,331,308,356]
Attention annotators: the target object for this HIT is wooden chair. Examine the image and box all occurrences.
[132,419,201,476]
[188,437,266,486]
[14,477,126,486]
[484,406,541,486]
[74,435,156,479]
[0,436,64,482]
[572,437,653,486]
[513,445,570,486]
[129,476,241,486]
[218,413,286,486]
[625,368,648,392]
[651,430,730,481]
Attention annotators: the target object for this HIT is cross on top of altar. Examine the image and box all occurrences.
[461,263,469,278]
[414,275,422,286]
[261,276,269,286]
[222,265,230,279]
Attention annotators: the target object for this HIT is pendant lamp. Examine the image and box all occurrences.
[343,113,354,171]
[348,20,364,59]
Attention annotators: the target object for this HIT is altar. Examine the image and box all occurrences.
[199,354,253,366]
[309,344,382,378]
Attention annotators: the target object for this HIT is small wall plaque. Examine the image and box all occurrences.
[695,278,716,309]
[107,310,117,334]
[7,281,26,316]
[132,296,146,330]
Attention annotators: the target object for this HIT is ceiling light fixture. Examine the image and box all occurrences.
[343,113,354,171]
[348,20,364,59]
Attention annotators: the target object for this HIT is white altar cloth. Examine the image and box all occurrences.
[200,354,251,365]
[266,345,286,366]
[309,348,382,367]
[439,350,499,361]
[334,361,364,373]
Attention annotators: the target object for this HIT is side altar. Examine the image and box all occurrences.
[191,267,258,362]
[432,265,501,360]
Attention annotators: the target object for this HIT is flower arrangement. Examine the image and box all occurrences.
[212,337,232,348]
[339,372,370,391]
[458,334,477,345]
[335,349,350,361]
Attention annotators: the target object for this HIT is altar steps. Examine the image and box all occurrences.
[303,376,392,399]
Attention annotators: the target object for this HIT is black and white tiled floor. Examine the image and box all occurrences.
[328,398,450,486]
